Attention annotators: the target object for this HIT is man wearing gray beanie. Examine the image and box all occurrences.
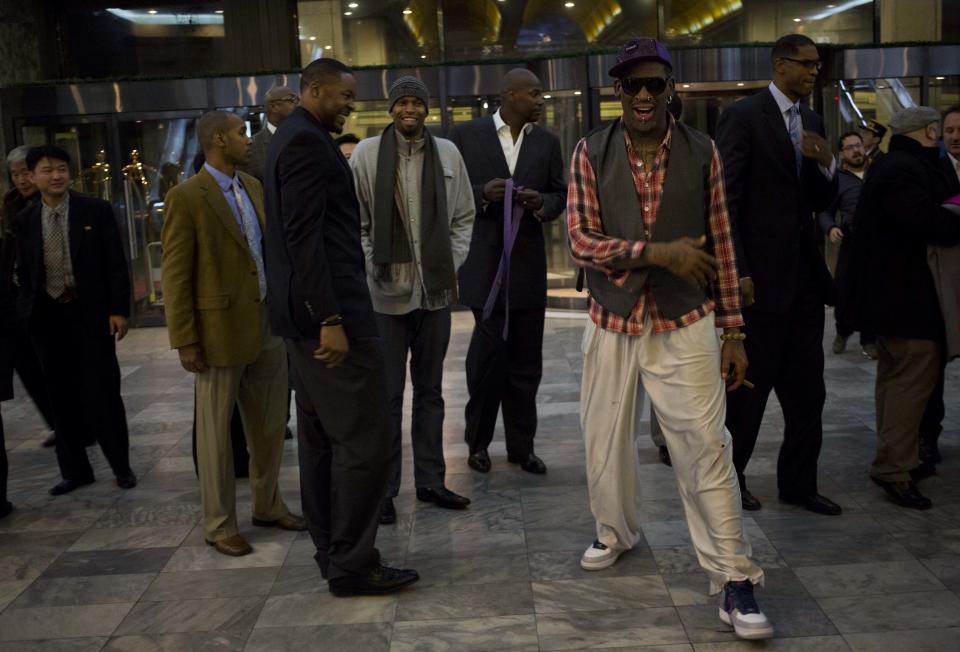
[852,105,960,510]
[349,76,475,523]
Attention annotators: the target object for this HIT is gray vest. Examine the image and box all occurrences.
[584,119,714,320]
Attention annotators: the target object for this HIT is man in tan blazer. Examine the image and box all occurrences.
[162,110,305,557]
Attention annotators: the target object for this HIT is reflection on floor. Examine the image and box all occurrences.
[1,310,959,651]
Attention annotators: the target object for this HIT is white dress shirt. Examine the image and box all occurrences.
[492,109,534,176]
[265,121,277,135]
[768,82,836,180]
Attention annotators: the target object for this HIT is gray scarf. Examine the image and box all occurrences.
[372,123,457,307]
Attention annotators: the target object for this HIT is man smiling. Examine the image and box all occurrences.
[350,76,475,524]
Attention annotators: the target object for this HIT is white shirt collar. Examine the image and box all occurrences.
[266,121,277,135]
[949,152,959,167]
[768,81,799,115]
[493,109,533,136]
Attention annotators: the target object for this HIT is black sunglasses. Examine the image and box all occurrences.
[620,76,669,97]
[779,57,823,72]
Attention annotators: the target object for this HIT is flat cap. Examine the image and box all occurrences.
[889,106,940,135]
[860,118,887,138]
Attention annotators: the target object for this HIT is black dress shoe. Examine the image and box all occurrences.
[417,486,471,510]
[658,445,672,467]
[508,452,547,474]
[49,477,95,496]
[780,493,842,516]
[328,564,419,597]
[116,471,137,490]
[920,439,942,465]
[740,488,762,511]
[468,450,491,473]
[872,477,932,510]
[380,498,396,525]
[909,461,937,481]
[0,501,12,519]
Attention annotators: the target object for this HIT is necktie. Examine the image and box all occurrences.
[788,105,803,176]
[44,208,67,299]
[232,180,267,301]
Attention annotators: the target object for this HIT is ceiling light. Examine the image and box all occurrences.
[147,9,158,14]
[420,54,427,59]
[348,2,359,7]
[309,36,316,41]
[573,90,582,95]
[215,9,223,14]
[682,83,690,88]
[344,11,352,15]
[483,101,489,109]
[565,1,575,7]
[736,82,744,86]
[793,17,802,22]
[325,45,332,50]
[402,8,412,14]
[543,94,552,99]
[936,76,945,80]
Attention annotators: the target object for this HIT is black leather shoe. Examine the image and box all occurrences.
[468,450,491,473]
[116,471,137,490]
[920,439,942,465]
[49,477,95,496]
[417,486,471,510]
[780,493,842,516]
[872,477,932,510]
[909,462,936,481]
[0,501,12,519]
[740,488,762,511]
[328,564,419,597]
[508,452,547,474]
[380,498,396,525]
[658,445,672,467]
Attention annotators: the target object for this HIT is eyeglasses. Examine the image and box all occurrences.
[620,76,669,97]
[779,57,823,72]
[840,144,863,151]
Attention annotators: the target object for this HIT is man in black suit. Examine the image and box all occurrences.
[15,145,136,496]
[263,58,418,597]
[716,34,841,516]
[449,68,566,475]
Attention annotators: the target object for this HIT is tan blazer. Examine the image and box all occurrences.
[161,167,268,367]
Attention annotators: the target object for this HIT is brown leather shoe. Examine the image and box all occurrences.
[206,534,252,556]
[252,513,307,531]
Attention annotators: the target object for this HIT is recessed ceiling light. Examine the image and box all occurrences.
[565,1,575,7]
[325,45,332,50]
[936,76,945,80]
[215,9,224,14]
[348,2,359,7]
[793,17,802,22]
[309,36,316,41]
[736,82,744,86]
[344,11,352,15]
[573,90,582,95]
[420,54,427,59]
[402,9,412,14]
[827,3,835,7]
[543,94,552,99]
[148,9,158,14]
[483,101,489,109]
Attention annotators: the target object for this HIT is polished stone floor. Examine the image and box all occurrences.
[1,310,959,651]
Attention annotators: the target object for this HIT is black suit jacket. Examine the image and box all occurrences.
[14,192,131,336]
[448,116,566,310]
[716,87,837,313]
[263,106,376,340]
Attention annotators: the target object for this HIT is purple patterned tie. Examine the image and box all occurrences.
[482,178,525,339]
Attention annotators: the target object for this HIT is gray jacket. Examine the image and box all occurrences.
[351,129,475,314]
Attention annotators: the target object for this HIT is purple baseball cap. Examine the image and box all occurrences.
[609,37,673,78]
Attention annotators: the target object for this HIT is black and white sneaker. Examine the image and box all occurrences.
[580,539,623,570]
[719,580,774,640]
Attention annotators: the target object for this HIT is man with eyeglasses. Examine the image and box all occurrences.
[568,37,771,640]
[717,33,841,518]
[244,85,299,182]
[818,131,876,360]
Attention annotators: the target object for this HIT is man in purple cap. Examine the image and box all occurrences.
[568,37,772,640]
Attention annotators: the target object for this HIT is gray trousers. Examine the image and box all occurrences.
[286,337,390,580]
[376,308,451,497]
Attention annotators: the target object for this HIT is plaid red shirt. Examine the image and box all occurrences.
[567,118,743,335]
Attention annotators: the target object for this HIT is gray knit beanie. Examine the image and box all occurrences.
[388,76,429,113]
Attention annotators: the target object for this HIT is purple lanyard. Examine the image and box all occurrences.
[482,178,525,339]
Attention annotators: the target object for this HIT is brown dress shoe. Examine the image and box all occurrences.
[206,534,252,556]
[252,513,307,531]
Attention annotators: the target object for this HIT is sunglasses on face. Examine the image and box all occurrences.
[779,57,823,72]
[620,76,669,97]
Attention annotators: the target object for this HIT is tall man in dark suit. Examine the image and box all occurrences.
[15,145,136,496]
[263,58,418,597]
[449,68,566,475]
[716,34,841,516]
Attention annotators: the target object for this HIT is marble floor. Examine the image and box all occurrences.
[1,310,960,651]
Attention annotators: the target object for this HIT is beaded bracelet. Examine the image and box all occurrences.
[719,331,746,342]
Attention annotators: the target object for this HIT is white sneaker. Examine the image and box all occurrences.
[719,580,774,640]
[580,540,623,570]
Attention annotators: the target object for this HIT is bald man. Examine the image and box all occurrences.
[449,68,566,475]
[243,85,299,182]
